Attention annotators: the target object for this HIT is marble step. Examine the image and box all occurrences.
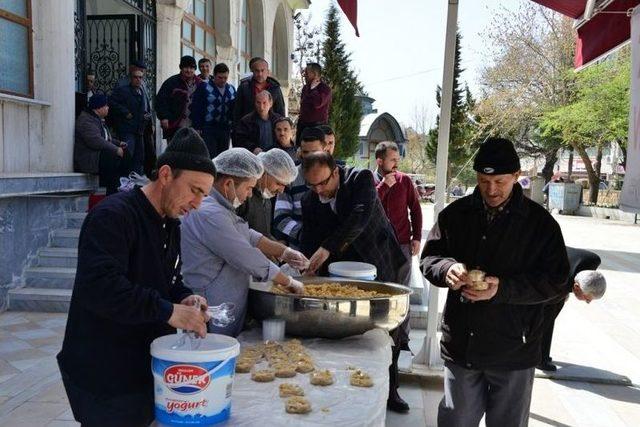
[64,212,87,228]
[8,287,71,312]
[50,228,81,248]
[37,247,78,268]
[23,267,76,289]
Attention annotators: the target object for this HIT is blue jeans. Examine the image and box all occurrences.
[120,133,144,174]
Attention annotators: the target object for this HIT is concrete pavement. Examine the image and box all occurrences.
[0,208,638,426]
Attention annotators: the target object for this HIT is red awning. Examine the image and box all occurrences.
[530,0,588,18]
[337,0,360,37]
[532,0,640,67]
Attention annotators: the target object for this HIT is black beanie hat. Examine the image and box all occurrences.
[179,55,197,69]
[156,128,216,177]
[473,137,521,175]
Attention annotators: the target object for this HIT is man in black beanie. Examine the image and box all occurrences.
[421,137,569,426]
[58,127,216,426]
[156,55,202,140]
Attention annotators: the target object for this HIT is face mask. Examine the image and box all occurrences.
[261,188,275,199]
[225,181,243,208]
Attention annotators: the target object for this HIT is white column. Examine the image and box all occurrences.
[417,0,459,368]
[156,0,191,88]
[36,0,76,172]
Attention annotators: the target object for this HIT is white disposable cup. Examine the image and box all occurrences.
[262,318,286,341]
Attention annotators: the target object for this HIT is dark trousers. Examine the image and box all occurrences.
[389,316,411,397]
[541,300,565,364]
[120,132,144,174]
[203,126,231,158]
[438,361,535,427]
[60,369,154,427]
[98,149,131,195]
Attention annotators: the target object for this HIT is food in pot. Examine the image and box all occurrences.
[271,282,391,298]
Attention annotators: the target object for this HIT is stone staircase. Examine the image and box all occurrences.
[8,212,85,312]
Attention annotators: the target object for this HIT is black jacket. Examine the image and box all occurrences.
[57,188,192,402]
[108,84,151,135]
[233,76,285,124]
[233,110,282,152]
[156,74,201,138]
[300,166,407,282]
[420,184,569,370]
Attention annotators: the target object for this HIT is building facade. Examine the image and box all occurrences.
[0,0,307,310]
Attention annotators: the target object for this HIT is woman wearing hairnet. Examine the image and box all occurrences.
[237,149,298,239]
[180,148,308,336]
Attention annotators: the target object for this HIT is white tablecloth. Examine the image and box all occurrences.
[226,328,393,426]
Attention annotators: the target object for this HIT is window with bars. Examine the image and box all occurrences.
[0,0,33,97]
[181,0,216,64]
[240,0,252,75]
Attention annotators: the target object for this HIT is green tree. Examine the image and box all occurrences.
[321,4,363,159]
[475,4,576,182]
[426,31,478,186]
[540,49,630,202]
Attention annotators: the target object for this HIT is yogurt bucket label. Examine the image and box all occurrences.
[151,333,240,426]
[153,357,236,425]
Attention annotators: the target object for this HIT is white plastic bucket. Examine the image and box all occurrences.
[151,333,240,426]
[328,261,377,281]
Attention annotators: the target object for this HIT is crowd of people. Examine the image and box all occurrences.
[72,55,330,195]
[64,54,608,427]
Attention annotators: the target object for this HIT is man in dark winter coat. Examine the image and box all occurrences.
[233,57,285,125]
[156,55,202,140]
[58,128,216,426]
[421,137,569,427]
[299,152,411,413]
[109,68,152,174]
[234,90,282,154]
[73,94,129,194]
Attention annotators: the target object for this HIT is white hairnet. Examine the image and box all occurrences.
[213,147,264,179]
[258,149,298,184]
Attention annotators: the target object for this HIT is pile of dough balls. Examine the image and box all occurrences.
[236,339,374,416]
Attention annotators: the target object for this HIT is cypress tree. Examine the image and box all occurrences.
[426,31,477,184]
[321,4,363,159]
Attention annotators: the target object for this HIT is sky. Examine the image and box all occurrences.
[302,0,527,129]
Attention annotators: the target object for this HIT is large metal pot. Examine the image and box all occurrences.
[248,277,411,339]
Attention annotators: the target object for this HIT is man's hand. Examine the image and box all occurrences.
[462,276,499,302]
[168,304,208,338]
[116,147,124,158]
[253,148,263,155]
[126,112,133,119]
[286,277,305,294]
[411,240,421,256]
[281,247,310,270]
[119,141,128,148]
[160,119,169,130]
[383,173,397,188]
[307,247,330,275]
[446,263,469,290]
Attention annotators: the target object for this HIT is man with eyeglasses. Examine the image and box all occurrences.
[109,67,153,174]
[299,151,411,412]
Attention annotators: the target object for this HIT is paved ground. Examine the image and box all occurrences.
[0,210,639,426]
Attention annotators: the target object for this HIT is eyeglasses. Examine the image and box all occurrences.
[132,75,144,79]
[305,168,335,189]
